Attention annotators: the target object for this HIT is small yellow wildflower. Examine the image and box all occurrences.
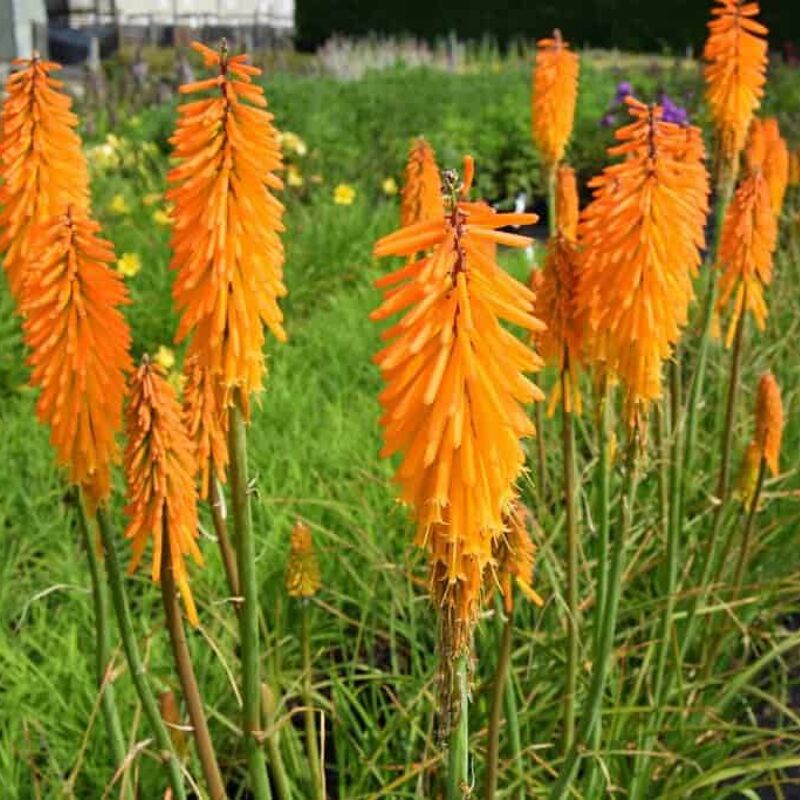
[109,194,130,215]
[287,165,304,187]
[382,177,398,195]
[280,131,308,157]
[86,143,118,170]
[143,192,162,206]
[153,208,172,226]
[154,346,176,371]
[116,252,141,278]
[334,184,356,206]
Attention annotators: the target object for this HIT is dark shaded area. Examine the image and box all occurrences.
[296,0,800,53]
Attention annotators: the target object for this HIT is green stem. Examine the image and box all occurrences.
[160,526,227,800]
[502,634,525,800]
[592,374,611,658]
[549,432,640,800]
[561,363,579,752]
[535,403,549,507]
[546,161,558,238]
[447,654,470,800]
[209,468,240,600]
[732,458,766,598]
[260,683,293,800]
[228,390,272,800]
[95,507,187,800]
[301,603,324,800]
[485,607,513,800]
[76,497,131,797]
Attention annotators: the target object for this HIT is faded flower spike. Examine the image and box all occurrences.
[493,501,544,615]
[124,358,204,626]
[21,208,132,510]
[286,519,322,598]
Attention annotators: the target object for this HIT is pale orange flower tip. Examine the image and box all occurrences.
[124,357,203,626]
[735,438,761,506]
[372,157,544,652]
[754,372,782,476]
[21,208,132,510]
[169,41,286,405]
[401,137,443,228]
[0,56,89,299]
[762,118,789,217]
[532,30,579,166]
[555,164,579,241]
[703,0,768,164]
[286,519,321,598]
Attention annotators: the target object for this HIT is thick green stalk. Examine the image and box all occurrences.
[76,498,131,797]
[228,391,272,800]
[160,529,227,800]
[95,507,187,800]
[549,433,639,800]
[485,606,513,800]
[209,469,240,600]
[447,654,470,800]
[592,375,611,656]
[502,638,525,800]
[561,363,579,752]
[301,602,324,800]
[260,683,293,800]
[732,459,767,608]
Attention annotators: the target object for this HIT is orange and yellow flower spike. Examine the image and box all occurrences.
[400,137,443,228]
[124,358,204,626]
[168,41,286,405]
[286,519,322,598]
[21,208,131,510]
[371,156,545,652]
[754,372,783,476]
[493,501,544,615]
[532,30,579,167]
[577,99,710,423]
[703,0,768,173]
[762,118,789,217]
[0,55,89,299]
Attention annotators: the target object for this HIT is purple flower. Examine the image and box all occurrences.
[600,112,617,128]
[660,92,689,125]
[614,81,634,104]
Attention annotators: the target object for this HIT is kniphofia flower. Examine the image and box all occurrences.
[0,55,89,299]
[400,137,443,228]
[124,358,203,626]
[754,372,782,476]
[716,146,777,344]
[371,156,545,654]
[182,349,228,500]
[735,438,761,506]
[532,30,579,166]
[168,41,286,405]
[286,519,321,598]
[21,208,131,509]
[577,98,709,422]
[703,0,768,169]
[493,501,543,615]
[762,118,789,217]
[534,164,582,414]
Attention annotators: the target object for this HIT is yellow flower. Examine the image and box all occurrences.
[116,252,141,278]
[153,208,172,226]
[108,194,130,215]
[87,143,118,170]
[287,165,304,187]
[381,177,398,195]
[280,130,307,157]
[143,192,162,206]
[333,183,356,205]
[154,345,176,371]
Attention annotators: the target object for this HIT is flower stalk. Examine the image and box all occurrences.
[447,654,470,800]
[301,602,325,800]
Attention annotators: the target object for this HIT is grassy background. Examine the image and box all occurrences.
[1,54,799,798]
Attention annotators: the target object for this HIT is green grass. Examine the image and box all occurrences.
[1,56,799,799]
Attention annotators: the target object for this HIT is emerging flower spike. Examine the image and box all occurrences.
[400,137,443,228]
[735,438,761,506]
[286,519,322,598]
[532,30,579,166]
[182,348,229,500]
[124,358,204,626]
[0,55,89,299]
[716,156,777,344]
[21,209,132,510]
[703,0,768,168]
[168,41,286,404]
[534,164,583,414]
[492,501,543,615]
[754,372,783,476]
[371,156,545,655]
[762,118,789,217]
[577,99,710,422]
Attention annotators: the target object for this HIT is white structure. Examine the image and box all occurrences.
[114,0,293,29]
[0,0,47,59]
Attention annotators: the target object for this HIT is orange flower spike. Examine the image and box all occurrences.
[577,99,710,421]
[754,372,783,476]
[124,358,204,626]
[0,55,89,299]
[762,118,789,217]
[494,501,544,615]
[703,0,768,167]
[371,157,545,648]
[534,164,582,414]
[286,519,322,598]
[21,209,132,509]
[532,30,579,166]
[716,161,777,343]
[182,349,229,500]
[400,137,443,228]
[168,40,286,405]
